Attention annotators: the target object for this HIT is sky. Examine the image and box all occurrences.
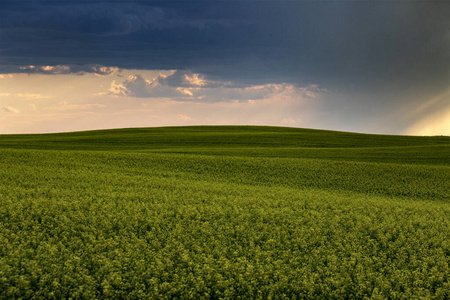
[0,0,449,135]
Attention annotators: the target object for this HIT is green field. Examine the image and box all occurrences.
[0,126,449,299]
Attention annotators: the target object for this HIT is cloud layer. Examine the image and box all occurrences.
[107,71,325,103]
[1,106,20,114]
[3,64,119,76]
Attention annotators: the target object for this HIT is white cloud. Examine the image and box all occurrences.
[15,93,51,100]
[105,70,325,103]
[107,80,129,96]
[107,74,182,98]
[10,64,119,76]
[20,65,71,74]
[183,73,208,86]
[1,106,20,114]
[177,114,195,121]
[90,66,120,77]
[176,88,194,96]
[0,93,11,97]
[0,74,13,79]
[159,71,222,88]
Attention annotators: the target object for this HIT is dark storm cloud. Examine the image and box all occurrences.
[0,1,233,36]
[1,3,162,35]
[1,0,448,91]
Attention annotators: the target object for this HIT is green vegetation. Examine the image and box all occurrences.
[0,126,449,299]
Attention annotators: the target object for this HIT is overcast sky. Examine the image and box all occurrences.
[1,0,449,135]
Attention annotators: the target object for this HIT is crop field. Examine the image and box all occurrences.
[0,126,449,299]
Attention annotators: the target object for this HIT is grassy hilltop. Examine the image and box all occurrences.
[0,126,449,299]
[1,126,449,165]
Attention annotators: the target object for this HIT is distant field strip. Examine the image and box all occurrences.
[0,126,449,298]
